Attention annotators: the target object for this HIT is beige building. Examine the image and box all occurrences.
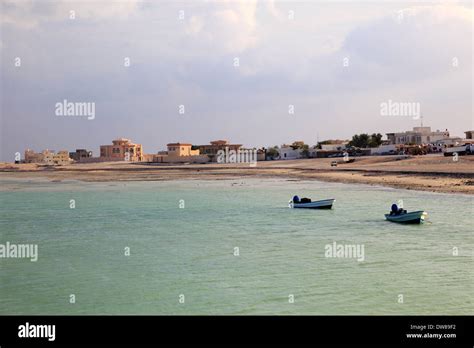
[24,149,71,165]
[44,151,71,165]
[162,143,208,163]
[167,143,200,157]
[100,138,143,161]
[24,149,46,163]
[196,140,243,162]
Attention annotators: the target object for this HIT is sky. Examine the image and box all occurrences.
[1,0,472,161]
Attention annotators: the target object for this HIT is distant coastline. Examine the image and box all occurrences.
[2,155,473,195]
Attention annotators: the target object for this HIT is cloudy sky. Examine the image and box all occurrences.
[1,0,472,160]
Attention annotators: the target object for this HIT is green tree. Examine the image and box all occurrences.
[349,133,383,148]
[266,146,279,159]
[300,144,310,158]
[349,133,370,148]
[290,142,305,150]
[368,133,383,148]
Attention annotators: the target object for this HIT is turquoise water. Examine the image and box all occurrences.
[0,178,472,315]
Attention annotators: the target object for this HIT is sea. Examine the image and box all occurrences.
[0,178,472,315]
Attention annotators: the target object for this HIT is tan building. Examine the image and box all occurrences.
[465,131,474,140]
[24,149,46,163]
[44,151,71,165]
[167,143,200,157]
[196,140,242,162]
[100,138,143,161]
[162,143,208,163]
[25,149,71,165]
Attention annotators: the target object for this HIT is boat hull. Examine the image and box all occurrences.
[290,199,335,209]
[385,211,427,224]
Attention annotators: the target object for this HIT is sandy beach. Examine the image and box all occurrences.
[1,155,473,194]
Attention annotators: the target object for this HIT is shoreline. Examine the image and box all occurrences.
[1,155,473,194]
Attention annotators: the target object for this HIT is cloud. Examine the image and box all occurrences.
[183,0,258,53]
[0,0,141,29]
[339,4,472,86]
[0,1,472,160]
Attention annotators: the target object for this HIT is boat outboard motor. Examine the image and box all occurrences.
[293,195,300,203]
[391,204,398,216]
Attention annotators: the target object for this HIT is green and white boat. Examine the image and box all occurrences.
[385,210,427,224]
[289,196,335,209]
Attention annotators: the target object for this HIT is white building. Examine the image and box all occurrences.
[279,146,303,160]
[433,138,464,147]
[386,127,450,145]
[370,144,397,155]
[320,143,348,151]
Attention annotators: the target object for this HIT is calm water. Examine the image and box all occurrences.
[0,178,472,315]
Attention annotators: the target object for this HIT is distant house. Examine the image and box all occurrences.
[69,149,92,162]
[155,142,209,163]
[314,140,348,158]
[279,146,301,160]
[167,143,199,157]
[25,149,72,165]
[196,140,242,162]
[44,151,72,165]
[465,131,474,140]
[24,149,46,163]
[386,127,450,145]
[320,143,348,151]
[100,138,143,162]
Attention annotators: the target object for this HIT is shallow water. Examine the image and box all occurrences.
[0,178,472,314]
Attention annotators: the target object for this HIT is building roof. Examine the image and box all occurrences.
[387,127,449,136]
[198,143,242,148]
[167,143,193,147]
